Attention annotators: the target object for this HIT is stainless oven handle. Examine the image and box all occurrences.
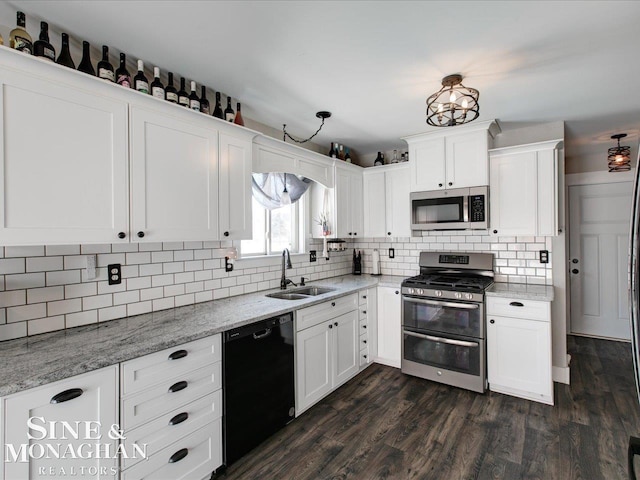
[403,330,479,348]
[402,296,479,310]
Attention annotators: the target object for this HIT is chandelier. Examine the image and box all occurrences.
[426,74,479,127]
[608,133,631,172]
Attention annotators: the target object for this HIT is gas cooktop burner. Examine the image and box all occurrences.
[403,274,493,292]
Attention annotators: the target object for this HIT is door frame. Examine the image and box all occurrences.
[565,169,636,342]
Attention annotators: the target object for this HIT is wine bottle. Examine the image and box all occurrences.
[10,11,32,54]
[97,46,114,82]
[165,72,178,103]
[234,102,244,126]
[189,81,200,110]
[374,152,384,166]
[213,92,223,119]
[391,149,399,164]
[345,147,352,163]
[115,53,131,88]
[224,97,235,122]
[329,142,335,158]
[338,144,345,160]
[199,86,210,114]
[151,67,164,99]
[33,22,55,61]
[134,60,149,94]
[178,77,189,107]
[56,33,75,69]
[78,41,95,76]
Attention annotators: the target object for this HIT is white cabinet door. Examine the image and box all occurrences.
[489,151,537,236]
[363,171,387,238]
[130,105,219,242]
[385,165,411,238]
[350,172,364,239]
[296,320,332,413]
[409,137,446,191]
[2,366,119,480]
[377,286,402,368]
[333,310,359,387]
[445,130,488,189]
[487,315,553,405]
[335,168,352,238]
[0,70,129,246]
[218,132,252,240]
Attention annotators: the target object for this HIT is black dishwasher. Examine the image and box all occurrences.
[223,312,295,466]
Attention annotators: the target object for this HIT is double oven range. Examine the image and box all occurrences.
[401,252,494,393]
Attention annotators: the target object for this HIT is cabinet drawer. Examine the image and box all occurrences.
[122,362,221,430]
[121,418,222,480]
[359,319,369,335]
[359,333,369,351]
[487,297,550,322]
[296,294,358,331]
[359,348,370,367]
[359,291,369,306]
[121,335,221,396]
[122,390,222,470]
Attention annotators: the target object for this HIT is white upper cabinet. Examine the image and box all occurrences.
[0,55,129,246]
[334,163,364,239]
[363,164,411,238]
[489,140,562,237]
[218,132,254,240]
[404,120,500,192]
[130,104,220,242]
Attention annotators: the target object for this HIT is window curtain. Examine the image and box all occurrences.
[251,173,312,210]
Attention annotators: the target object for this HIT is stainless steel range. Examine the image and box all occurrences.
[401,252,494,393]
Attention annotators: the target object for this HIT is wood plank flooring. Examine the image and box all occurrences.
[218,336,640,479]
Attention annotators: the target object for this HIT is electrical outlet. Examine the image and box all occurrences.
[108,264,122,285]
[539,250,549,264]
[309,250,317,262]
[86,255,97,280]
[389,248,395,259]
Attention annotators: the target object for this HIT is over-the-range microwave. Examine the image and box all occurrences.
[410,186,488,230]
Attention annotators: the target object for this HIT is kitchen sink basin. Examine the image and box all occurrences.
[266,286,336,300]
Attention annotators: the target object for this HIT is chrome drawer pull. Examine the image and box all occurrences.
[403,330,478,348]
[168,381,188,393]
[168,448,189,463]
[168,349,188,360]
[50,388,83,404]
[169,412,189,426]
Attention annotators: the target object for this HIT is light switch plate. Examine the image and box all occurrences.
[389,248,395,259]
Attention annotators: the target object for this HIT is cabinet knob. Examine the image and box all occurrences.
[438,183,443,187]
[354,232,357,236]
[572,259,579,264]
[348,232,352,236]
[448,182,453,186]
[364,355,367,359]
[363,295,367,299]
[572,269,579,274]
[493,230,498,234]
[137,231,145,238]
[331,302,336,307]
[490,319,495,324]
[395,291,399,294]
[224,231,229,237]
[363,325,367,328]
[363,310,367,314]
[509,301,525,307]
[363,340,367,344]
[117,232,126,239]
[329,324,333,329]
[334,321,338,326]
[387,232,391,236]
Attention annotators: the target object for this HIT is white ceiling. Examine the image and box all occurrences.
[8,0,640,169]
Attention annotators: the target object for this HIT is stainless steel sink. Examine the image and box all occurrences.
[266,286,336,300]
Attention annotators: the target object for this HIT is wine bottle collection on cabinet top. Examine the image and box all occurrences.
[3,10,246,126]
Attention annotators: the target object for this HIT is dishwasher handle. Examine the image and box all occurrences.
[253,328,272,340]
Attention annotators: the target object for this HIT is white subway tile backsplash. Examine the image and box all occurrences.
[174,250,194,261]
[152,251,174,263]
[47,270,81,286]
[65,282,97,299]
[126,252,151,265]
[163,242,183,251]
[140,287,164,301]
[0,258,25,274]
[126,277,152,291]
[27,286,64,304]
[26,256,63,273]
[111,243,140,253]
[175,293,194,307]
[28,315,65,336]
[96,253,126,267]
[97,281,126,295]
[152,297,174,311]
[164,284,185,297]
[7,303,47,323]
[81,244,111,254]
[5,246,45,257]
[64,255,87,270]
[66,310,97,328]
[6,273,46,290]
[0,322,27,341]
[127,301,152,317]
[138,242,163,252]
[0,290,26,307]
[195,290,213,303]
[99,305,127,322]
[48,298,82,316]
[139,263,163,276]
[83,294,113,311]
[163,262,184,274]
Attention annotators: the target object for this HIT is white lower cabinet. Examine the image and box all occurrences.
[486,297,553,405]
[357,288,377,368]
[120,335,223,479]
[376,286,402,368]
[1,366,119,480]
[296,295,359,414]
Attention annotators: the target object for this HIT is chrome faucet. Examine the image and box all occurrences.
[280,249,297,290]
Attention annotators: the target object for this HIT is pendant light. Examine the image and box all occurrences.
[281,173,291,205]
[608,133,631,172]
[426,74,479,127]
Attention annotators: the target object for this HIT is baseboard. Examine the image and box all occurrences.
[553,365,570,385]
[373,357,401,369]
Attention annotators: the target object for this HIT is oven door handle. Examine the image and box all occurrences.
[403,329,479,348]
[402,296,480,310]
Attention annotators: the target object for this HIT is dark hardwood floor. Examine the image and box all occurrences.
[219,336,640,479]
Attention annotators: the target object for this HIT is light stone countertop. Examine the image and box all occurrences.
[0,274,404,397]
[486,282,554,302]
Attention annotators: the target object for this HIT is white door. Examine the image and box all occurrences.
[385,166,411,237]
[376,286,402,367]
[0,70,129,245]
[130,104,219,243]
[363,171,386,238]
[569,182,633,339]
[333,311,359,387]
[218,132,252,240]
[295,321,332,413]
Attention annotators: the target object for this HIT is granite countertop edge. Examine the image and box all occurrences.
[0,274,404,397]
[486,282,555,302]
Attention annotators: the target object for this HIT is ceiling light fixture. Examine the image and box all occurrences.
[426,74,479,127]
[608,133,631,172]
[283,111,331,144]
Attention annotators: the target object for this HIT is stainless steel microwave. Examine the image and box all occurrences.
[410,186,488,230]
